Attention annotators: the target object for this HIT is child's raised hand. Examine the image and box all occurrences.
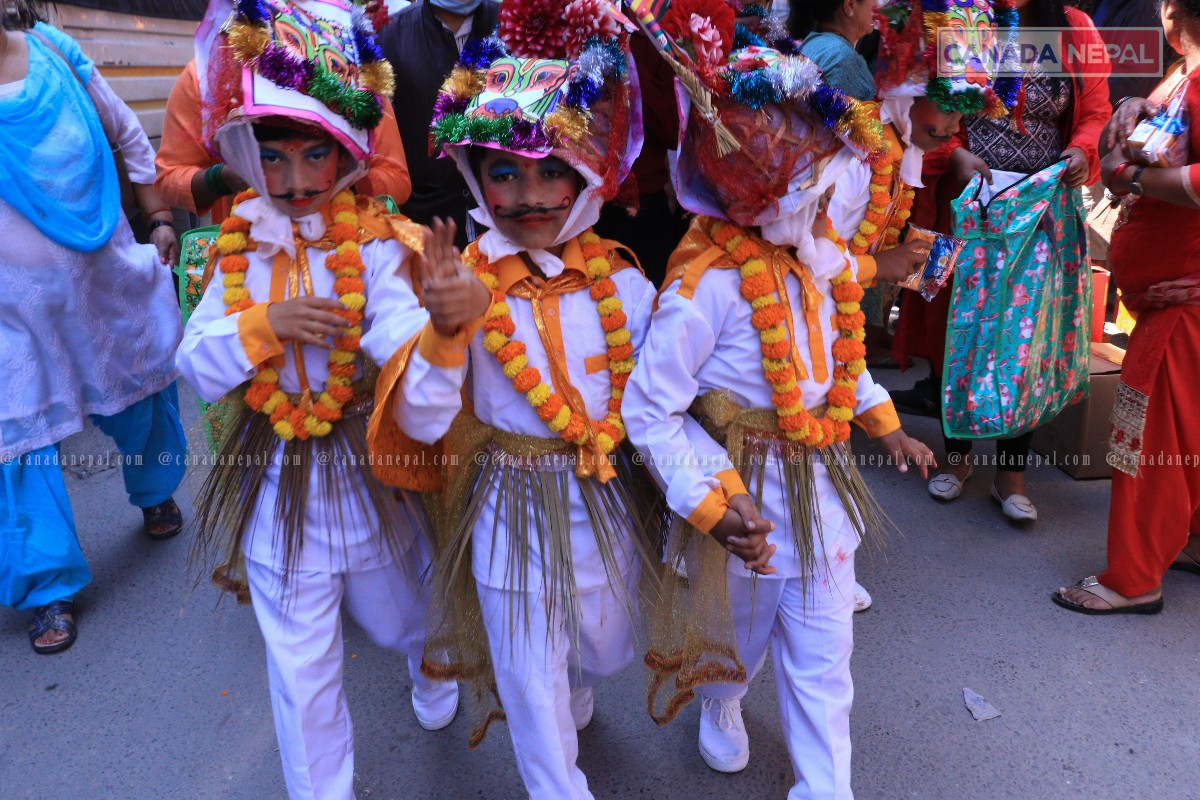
[877,428,937,480]
[711,494,777,575]
[419,217,491,337]
[266,296,349,348]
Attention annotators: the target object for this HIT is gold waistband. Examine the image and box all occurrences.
[689,390,828,466]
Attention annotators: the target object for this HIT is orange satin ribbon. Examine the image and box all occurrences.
[768,250,829,385]
[268,231,320,415]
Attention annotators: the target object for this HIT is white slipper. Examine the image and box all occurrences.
[991,484,1037,522]
[928,467,973,501]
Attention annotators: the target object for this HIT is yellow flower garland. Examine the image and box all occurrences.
[709,220,867,447]
[849,125,916,257]
[218,190,366,442]
[468,230,634,456]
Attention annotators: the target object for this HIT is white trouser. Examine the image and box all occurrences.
[698,552,856,800]
[246,540,438,800]
[477,572,638,800]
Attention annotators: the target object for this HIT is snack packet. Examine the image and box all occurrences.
[1126,90,1189,167]
[901,225,962,300]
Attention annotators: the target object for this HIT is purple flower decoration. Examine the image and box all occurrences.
[566,77,601,109]
[432,92,471,122]
[257,43,313,90]
[354,25,384,64]
[237,0,270,24]
[509,117,553,152]
[460,36,508,71]
[811,85,850,129]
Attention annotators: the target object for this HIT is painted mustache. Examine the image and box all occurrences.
[496,200,572,220]
[270,189,326,201]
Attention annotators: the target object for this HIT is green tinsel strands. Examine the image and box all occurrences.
[343,90,384,129]
[926,78,987,115]
[307,66,345,108]
[431,113,514,148]
[302,65,386,129]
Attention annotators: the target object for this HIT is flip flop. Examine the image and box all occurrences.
[1168,552,1200,577]
[29,600,77,655]
[1051,576,1163,616]
[143,497,183,541]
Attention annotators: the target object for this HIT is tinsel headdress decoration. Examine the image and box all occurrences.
[671,42,885,226]
[627,0,883,156]
[874,0,1020,117]
[198,0,395,160]
[429,0,640,200]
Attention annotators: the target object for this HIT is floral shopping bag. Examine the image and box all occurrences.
[941,160,1091,439]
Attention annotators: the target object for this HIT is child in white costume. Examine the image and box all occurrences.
[368,7,659,798]
[625,27,935,800]
[175,3,456,799]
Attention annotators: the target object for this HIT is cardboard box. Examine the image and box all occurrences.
[1031,345,1124,479]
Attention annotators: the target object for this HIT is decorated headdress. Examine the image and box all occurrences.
[664,14,885,222]
[873,0,1019,117]
[430,0,643,243]
[195,0,396,169]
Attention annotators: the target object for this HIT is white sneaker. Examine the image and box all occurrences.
[412,680,459,731]
[570,687,594,731]
[698,697,749,773]
[853,581,873,612]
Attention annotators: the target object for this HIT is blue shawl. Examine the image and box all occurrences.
[0,23,119,252]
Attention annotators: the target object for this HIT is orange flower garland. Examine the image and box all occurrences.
[217,189,366,442]
[467,230,634,457]
[708,220,867,447]
[849,126,916,257]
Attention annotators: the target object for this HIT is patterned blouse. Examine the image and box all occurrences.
[967,71,1073,173]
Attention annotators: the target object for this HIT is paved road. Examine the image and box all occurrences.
[3,375,1197,800]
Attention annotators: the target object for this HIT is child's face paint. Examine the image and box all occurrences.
[259,135,345,219]
[477,151,580,252]
[908,98,962,152]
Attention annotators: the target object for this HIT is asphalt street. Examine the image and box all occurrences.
[2,373,1197,800]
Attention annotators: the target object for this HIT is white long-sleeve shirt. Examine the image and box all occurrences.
[393,230,656,592]
[176,218,428,573]
[625,226,900,579]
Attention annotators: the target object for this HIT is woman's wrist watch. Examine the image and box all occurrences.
[1128,165,1147,196]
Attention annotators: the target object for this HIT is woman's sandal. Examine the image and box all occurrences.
[28,600,77,655]
[143,497,183,541]
[1169,550,1200,577]
[1051,576,1163,616]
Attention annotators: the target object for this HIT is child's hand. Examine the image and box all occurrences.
[419,218,491,337]
[877,428,937,479]
[266,296,348,348]
[874,240,929,284]
[949,147,992,187]
[710,494,777,575]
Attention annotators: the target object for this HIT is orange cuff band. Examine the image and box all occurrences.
[417,320,471,368]
[715,468,748,501]
[687,489,730,535]
[855,254,878,286]
[854,399,902,438]
[237,302,285,368]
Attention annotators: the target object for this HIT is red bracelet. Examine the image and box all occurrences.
[1109,162,1134,196]
[142,206,171,219]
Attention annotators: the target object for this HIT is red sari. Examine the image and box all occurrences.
[1099,64,1200,596]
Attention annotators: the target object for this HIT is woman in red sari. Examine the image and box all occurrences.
[1054,0,1200,614]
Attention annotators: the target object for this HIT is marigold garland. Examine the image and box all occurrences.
[467,230,634,456]
[708,219,867,447]
[849,126,916,256]
[219,189,365,442]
